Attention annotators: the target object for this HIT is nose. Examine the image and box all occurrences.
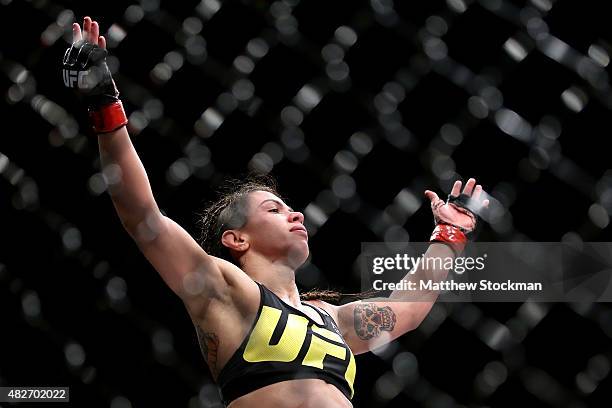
[289,211,304,224]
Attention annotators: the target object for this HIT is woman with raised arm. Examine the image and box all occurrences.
[63,17,489,408]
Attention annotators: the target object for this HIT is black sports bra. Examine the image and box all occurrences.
[217,282,356,405]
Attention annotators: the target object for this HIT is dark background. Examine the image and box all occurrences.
[1,0,612,407]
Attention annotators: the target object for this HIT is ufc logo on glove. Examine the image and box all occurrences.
[62,69,89,89]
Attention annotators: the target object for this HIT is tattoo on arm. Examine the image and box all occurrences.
[353,303,397,340]
[196,326,220,377]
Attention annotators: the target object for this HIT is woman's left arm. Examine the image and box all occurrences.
[320,178,489,355]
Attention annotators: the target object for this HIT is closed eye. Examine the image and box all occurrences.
[268,208,280,213]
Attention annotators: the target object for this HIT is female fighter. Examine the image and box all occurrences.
[63,17,489,407]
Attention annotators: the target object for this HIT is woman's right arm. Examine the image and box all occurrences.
[67,17,235,299]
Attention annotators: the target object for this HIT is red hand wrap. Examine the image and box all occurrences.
[88,101,128,134]
[430,224,468,256]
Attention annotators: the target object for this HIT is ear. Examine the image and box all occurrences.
[221,230,250,253]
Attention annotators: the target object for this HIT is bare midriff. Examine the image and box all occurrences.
[227,378,352,408]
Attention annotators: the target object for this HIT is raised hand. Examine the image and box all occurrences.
[62,16,127,134]
[72,16,106,49]
[424,178,489,233]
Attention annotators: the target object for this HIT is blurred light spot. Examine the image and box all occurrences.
[106,276,127,301]
[480,320,512,350]
[517,301,548,328]
[575,372,597,394]
[199,384,221,406]
[13,68,28,84]
[262,142,284,164]
[183,16,203,35]
[143,99,164,120]
[529,146,550,169]
[540,36,570,64]
[56,9,74,26]
[316,189,340,214]
[440,123,463,146]
[246,38,269,59]
[41,23,63,46]
[22,291,41,318]
[530,0,552,12]
[186,36,207,57]
[233,55,255,74]
[374,371,402,400]
[270,1,291,18]
[7,84,25,104]
[275,15,298,35]
[526,17,549,40]
[384,225,409,242]
[321,43,344,63]
[216,92,238,114]
[232,79,255,101]
[495,109,532,141]
[561,86,587,112]
[587,354,610,381]
[164,51,184,71]
[141,0,160,12]
[503,38,528,62]
[468,96,489,119]
[64,342,85,367]
[128,111,149,134]
[151,63,173,83]
[431,154,456,179]
[326,61,350,82]
[124,5,144,23]
[107,24,127,47]
[374,92,398,114]
[281,127,304,149]
[0,153,8,174]
[588,44,610,67]
[446,0,467,13]
[331,174,356,199]
[186,143,211,167]
[425,15,448,36]
[93,261,110,279]
[294,84,322,112]
[280,105,303,127]
[423,37,448,60]
[349,132,373,156]
[395,189,421,216]
[480,86,503,110]
[62,227,82,251]
[249,152,274,174]
[304,203,328,227]
[110,395,133,408]
[392,352,418,381]
[152,328,174,354]
[198,0,221,19]
[334,26,357,47]
[195,107,224,138]
[81,366,97,383]
[167,159,192,186]
[588,203,609,229]
[333,150,358,173]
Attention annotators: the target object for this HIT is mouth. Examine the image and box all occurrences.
[290,226,308,235]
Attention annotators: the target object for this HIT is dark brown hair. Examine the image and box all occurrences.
[198,174,352,304]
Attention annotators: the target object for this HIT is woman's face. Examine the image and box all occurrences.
[239,190,309,268]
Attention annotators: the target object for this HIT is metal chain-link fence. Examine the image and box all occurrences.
[1,0,611,406]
